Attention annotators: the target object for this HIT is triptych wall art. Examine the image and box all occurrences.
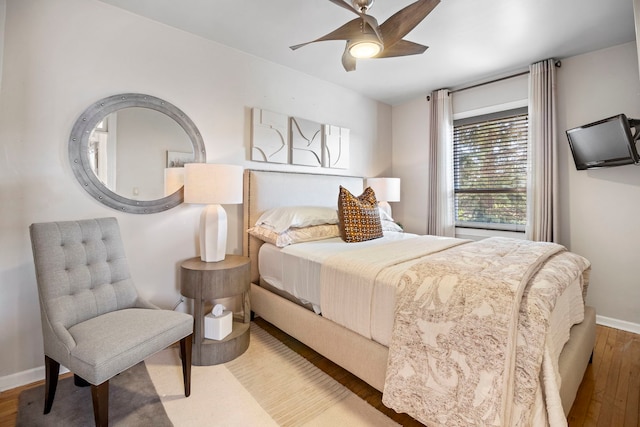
[251,108,350,169]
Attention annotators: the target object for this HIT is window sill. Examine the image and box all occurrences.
[455,227,526,241]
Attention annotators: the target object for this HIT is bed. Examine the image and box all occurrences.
[243,169,596,426]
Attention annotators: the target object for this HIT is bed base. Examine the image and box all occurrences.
[251,282,596,416]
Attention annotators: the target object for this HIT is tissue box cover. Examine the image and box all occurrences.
[204,310,232,340]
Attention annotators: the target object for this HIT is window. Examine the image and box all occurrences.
[453,107,528,232]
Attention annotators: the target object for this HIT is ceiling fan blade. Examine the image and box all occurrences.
[341,45,357,72]
[328,0,359,15]
[327,0,383,42]
[379,0,439,47]
[376,39,428,58]
[290,18,363,50]
[361,15,382,41]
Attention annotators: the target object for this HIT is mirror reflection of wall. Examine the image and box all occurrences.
[87,107,193,201]
[88,114,116,190]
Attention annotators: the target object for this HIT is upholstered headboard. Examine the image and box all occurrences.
[243,170,364,283]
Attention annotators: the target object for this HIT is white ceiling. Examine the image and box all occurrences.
[98,0,636,105]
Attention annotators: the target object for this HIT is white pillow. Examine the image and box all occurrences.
[255,206,338,233]
[248,224,340,247]
[381,220,403,232]
[377,208,402,231]
[379,208,395,222]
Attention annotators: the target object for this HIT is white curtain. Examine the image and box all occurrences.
[426,89,455,237]
[526,59,558,242]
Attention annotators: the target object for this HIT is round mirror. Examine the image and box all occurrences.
[69,93,206,214]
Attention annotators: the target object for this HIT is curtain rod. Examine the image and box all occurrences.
[426,60,561,100]
[450,70,529,94]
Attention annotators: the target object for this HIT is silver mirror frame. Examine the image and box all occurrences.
[69,93,206,214]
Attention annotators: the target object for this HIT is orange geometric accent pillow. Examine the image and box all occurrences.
[337,186,383,243]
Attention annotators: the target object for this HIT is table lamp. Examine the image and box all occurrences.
[184,164,243,262]
[365,177,400,218]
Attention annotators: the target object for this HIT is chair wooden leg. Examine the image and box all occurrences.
[90,381,109,427]
[180,334,192,397]
[43,356,60,414]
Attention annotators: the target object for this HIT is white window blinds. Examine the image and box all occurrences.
[453,107,528,231]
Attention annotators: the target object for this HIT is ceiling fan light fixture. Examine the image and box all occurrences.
[290,0,439,71]
[348,36,383,59]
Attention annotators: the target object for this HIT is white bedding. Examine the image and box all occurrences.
[259,231,419,313]
[258,232,585,356]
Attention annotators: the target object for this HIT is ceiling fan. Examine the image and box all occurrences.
[290,0,440,72]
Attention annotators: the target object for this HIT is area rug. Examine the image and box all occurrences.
[16,361,171,426]
[145,323,400,426]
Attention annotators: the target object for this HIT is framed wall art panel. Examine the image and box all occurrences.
[290,116,323,167]
[251,108,289,164]
[323,125,350,169]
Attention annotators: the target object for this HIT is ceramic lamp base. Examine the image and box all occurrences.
[199,204,227,262]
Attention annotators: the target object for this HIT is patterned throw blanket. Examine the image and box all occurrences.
[382,237,590,427]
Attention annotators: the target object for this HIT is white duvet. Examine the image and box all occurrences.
[258,232,584,353]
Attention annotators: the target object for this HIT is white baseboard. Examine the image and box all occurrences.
[0,365,69,392]
[596,315,640,335]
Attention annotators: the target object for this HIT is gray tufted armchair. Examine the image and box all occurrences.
[29,217,194,427]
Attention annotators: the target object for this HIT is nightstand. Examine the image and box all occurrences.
[180,255,251,365]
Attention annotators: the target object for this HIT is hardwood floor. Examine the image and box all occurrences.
[1,321,638,426]
[567,325,640,427]
[0,371,73,427]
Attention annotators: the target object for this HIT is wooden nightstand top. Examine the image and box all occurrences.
[181,254,250,272]
[180,255,250,299]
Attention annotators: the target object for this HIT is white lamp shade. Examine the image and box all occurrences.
[184,163,243,205]
[366,177,401,202]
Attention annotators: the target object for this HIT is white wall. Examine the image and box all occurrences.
[452,74,528,117]
[391,96,430,234]
[0,0,392,388]
[392,42,640,331]
[557,42,640,330]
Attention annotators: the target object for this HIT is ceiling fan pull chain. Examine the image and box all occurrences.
[352,0,374,13]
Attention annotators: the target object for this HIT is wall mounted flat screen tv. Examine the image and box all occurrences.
[566,114,640,170]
